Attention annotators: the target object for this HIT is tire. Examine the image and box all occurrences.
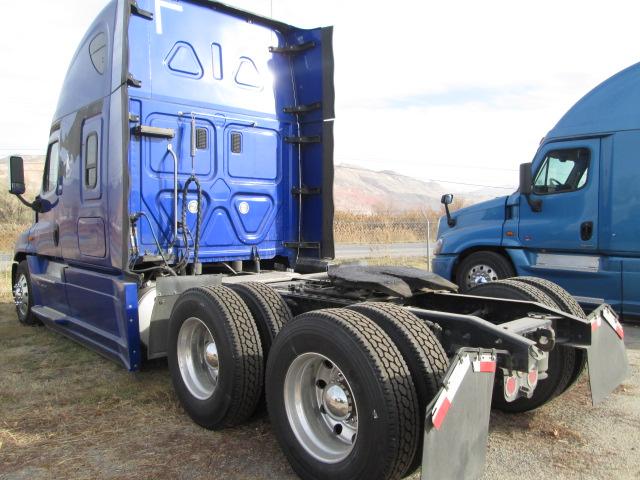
[227,282,292,357]
[348,302,449,474]
[468,279,576,412]
[168,285,263,429]
[14,260,39,325]
[266,308,419,480]
[456,251,515,292]
[509,276,587,393]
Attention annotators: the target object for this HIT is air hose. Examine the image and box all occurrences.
[181,175,202,275]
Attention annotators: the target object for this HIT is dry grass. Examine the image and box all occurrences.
[0,303,296,479]
[334,211,439,244]
[0,309,639,479]
[0,223,29,300]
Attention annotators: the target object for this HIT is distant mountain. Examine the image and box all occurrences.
[333,164,492,214]
[0,155,493,214]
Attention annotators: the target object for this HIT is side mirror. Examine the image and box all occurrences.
[519,162,542,212]
[7,155,42,212]
[519,163,532,195]
[9,156,26,195]
[441,193,456,227]
[441,193,453,205]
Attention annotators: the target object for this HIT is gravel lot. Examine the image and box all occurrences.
[0,302,638,480]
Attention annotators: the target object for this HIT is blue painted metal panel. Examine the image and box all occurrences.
[431,254,456,280]
[127,0,334,265]
[41,266,141,371]
[622,258,640,319]
[519,138,600,251]
[547,62,640,140]
[507,248,623,314]
[601,131,640,255]
[27,256,69,316]
[53,1,117,122]
[129,101,286,262]
[436,196,507,255]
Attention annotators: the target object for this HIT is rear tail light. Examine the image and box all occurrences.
[504,374,518,401]
[503,368,539,402]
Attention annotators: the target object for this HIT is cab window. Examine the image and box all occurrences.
[42,141,60,193]
[533,148,590,194]
[84,132,98,189]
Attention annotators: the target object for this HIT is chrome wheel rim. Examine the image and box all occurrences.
[466,264,498,289]
[177,317,219,400]
[13,274,29,317]
[284,353,358,464]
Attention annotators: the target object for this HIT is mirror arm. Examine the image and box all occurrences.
[444,204,456,227]
[15,194,41,212]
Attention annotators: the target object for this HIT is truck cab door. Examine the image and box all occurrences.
[519,138,600,251]
[517,138,622,312]
[32,132,63,258]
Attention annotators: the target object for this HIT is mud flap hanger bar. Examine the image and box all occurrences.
[422,348,501,480]
[417,292,593,347]
[408,307,543,372]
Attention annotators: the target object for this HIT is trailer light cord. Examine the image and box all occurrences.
[129,212,177,276]
[180,175,202,275]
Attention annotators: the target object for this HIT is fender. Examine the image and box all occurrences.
[437,196,508,255]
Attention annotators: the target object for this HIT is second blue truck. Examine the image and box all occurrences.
[434,62,640,321]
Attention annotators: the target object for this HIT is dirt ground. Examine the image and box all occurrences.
[1,302,638,480]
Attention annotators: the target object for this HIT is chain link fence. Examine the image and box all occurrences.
[334,219,439,244]
[0,217,443,298]
[333,218,440,269]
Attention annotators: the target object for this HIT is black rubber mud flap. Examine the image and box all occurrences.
[587,304,629,405]
[421,350,497,480]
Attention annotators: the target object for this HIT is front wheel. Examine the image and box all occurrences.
[266,308,420,480]
[456,251,515,292]
[13,260,39,325]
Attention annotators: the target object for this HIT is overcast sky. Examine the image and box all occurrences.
[1,0,639,193]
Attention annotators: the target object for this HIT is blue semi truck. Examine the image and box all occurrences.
[433,63,640,322]
[7,1,628,479]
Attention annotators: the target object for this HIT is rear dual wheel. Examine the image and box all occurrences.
[168,283,292,429]
[468,278,581,412]
[266,308,423,480]
[513,276,587,391]
[348,302,449,474]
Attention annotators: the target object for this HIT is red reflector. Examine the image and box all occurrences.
[432,397,451,430]
[478,361,496,373]
[505,376,517,396]
[600,308,624,340]
[527,370,538,388]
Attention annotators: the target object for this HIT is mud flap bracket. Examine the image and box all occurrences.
[421,349,498,480]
